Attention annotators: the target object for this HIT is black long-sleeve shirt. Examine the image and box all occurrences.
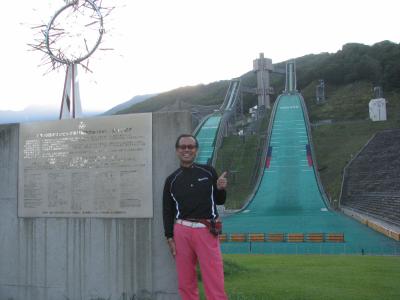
[162,163,226,238]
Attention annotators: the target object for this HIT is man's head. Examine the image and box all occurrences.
[175,134,198,167]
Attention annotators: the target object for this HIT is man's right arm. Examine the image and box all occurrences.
[162,177,175,239]
[163,177,177,257]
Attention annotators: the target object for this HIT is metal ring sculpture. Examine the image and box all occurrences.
[45,0,104,65]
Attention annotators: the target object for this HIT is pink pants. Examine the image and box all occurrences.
[174,223,227,300]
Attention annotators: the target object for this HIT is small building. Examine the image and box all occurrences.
[369,98,387,121]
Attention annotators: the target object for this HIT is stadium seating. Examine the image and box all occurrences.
[307,233,324,242]
[288,233,304,242]
[327,233,345,243]
[341,129,400,226]
[249,233,265,242]
[268,233,285,242]
[230,233,247,242]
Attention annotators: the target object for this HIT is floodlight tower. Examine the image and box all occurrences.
[253,53,274,112]
[373,86,383,99]
[316,79,325,103]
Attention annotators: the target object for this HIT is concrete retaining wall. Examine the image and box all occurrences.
[341,206,400,242]
[0,111,191,300]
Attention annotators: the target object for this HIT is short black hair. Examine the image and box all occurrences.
[175,134,199,148]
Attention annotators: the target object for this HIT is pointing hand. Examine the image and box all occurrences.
[217,171,228,190]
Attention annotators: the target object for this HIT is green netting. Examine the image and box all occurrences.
[195,115,221,164]
[222,94,400,254]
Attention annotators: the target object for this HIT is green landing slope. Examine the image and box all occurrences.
[195,115,222,164]
[222,93,400,254]
[194,80,240,164]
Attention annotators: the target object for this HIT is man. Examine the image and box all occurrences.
[163,134,228,300]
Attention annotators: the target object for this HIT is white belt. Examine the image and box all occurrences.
[176,219,207,228]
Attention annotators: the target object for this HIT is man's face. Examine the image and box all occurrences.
[176,136,198,166]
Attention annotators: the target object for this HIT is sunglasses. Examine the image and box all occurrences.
[177,144,197,150]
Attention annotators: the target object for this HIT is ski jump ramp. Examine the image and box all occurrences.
[221,93,399,254]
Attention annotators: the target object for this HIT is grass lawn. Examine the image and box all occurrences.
[215,134,259,209]
[199,254,400,300]
[215,113,270,210]
[306,84,400,203]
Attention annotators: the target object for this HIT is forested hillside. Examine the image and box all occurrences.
[116,40,400,118]
[117,81,230,114]
[274,40,400,92]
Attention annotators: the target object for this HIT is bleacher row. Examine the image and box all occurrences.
[219,232,345,243]
[344,193,400,226]
[341,129,400,226]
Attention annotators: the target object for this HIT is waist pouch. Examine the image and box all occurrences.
[191,219,222,236]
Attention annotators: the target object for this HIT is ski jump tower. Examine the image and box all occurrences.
[253,53,274,112]
[285,60,297,93]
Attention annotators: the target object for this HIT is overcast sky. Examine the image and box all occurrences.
[0,0,399,112]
